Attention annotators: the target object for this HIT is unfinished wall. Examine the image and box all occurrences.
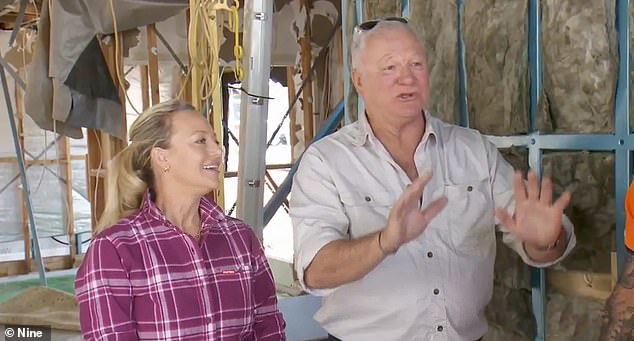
[539,0,617,133]
[363,0,400,19]
[410,0,458,123]
[464,0,529,135]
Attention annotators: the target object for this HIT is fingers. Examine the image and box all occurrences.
[553,190,572,212]
[540,176,553,205]
[495,207,517,232]
[401,171,433,204]
[421,196,448,222]
[411,171,433,194]
[527,171,539,200]
[513,171,527,204]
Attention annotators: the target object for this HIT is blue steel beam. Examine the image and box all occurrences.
[456,0,469,126]
[342,0,353,124]
[527,0,546,340]
[401,0,410,18]
[615,0,631,277]
[489,133,634,151]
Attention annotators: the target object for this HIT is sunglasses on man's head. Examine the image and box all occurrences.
[356,17,409,31]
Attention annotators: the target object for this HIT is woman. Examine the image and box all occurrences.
[75,100,286,340]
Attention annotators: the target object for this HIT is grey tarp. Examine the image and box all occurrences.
[25,0,187,139]
[0,0,15,11]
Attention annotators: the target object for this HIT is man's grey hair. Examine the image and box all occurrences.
[350,20,420,71]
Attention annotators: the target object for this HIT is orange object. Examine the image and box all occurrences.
[625,182,634,251]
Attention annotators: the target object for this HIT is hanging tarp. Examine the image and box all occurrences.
[24,0,187,139]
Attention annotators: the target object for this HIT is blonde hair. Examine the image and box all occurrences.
[96,99,196,233]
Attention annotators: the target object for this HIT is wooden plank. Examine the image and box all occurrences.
[0,260,27,277]
[85,30,128,232]
[547,269,612,301]
[0,256,74,278]
[287,66,299,161]
[15,71,29,274]
[180,8,192,103]
[0,155,85,163]
[59,136,76,265]
[140,65,150,110]
[336,25,344,107]
[86,130,106,230]
[299,0,314,146]
[146,24,160,105]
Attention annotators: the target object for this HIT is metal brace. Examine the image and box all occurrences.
[247,179,261,187]
[254,12,267,21]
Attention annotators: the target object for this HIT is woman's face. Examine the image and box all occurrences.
[154,110,223,196]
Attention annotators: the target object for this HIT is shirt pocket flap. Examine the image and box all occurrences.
[339,190,395,206]
[212,263,253,276]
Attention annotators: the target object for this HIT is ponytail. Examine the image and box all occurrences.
[93,99,194,234]
[95,145,148,233]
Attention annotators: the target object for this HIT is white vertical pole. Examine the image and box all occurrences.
[236,0,274,239]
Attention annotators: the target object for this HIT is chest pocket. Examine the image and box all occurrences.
[208,260,255,331]
[445,178,495,256]
[339,190,396,239]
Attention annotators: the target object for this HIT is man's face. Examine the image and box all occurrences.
[352,28,430,119]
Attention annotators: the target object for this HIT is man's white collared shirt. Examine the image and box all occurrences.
[290,113,575,341]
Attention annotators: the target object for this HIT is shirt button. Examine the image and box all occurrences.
[364,196,372,202]
[437,325,443,332]
[427,251,433,258]
[467,185,473,192]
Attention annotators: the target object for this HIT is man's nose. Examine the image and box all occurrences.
[398,66,415,83]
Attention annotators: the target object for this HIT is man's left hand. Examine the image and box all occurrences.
[495,171,571,248]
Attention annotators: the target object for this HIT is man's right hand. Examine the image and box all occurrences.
[380,171,448,254]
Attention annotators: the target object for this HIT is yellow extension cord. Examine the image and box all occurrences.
[106,0,245,209]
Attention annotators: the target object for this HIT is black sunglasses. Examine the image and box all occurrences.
[356,17,409,31]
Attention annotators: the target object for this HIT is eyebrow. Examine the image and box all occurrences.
[191,130,212,135]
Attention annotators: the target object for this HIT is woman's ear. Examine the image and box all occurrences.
[150,146,169,172]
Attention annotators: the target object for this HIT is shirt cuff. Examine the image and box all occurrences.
[507,214,576,268]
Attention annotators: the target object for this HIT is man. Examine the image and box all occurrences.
[290,18,576,341]
[600,182,634,340]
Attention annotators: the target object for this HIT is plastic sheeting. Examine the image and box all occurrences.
[0,92,90,251]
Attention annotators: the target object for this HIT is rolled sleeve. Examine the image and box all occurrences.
[290,148,350,296]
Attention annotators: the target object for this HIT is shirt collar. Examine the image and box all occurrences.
[351,110,438,146]
[140,190,226,232]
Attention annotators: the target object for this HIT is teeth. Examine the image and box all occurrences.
[203,165,218,170]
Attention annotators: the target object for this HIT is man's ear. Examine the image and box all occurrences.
[351,68,363,94]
